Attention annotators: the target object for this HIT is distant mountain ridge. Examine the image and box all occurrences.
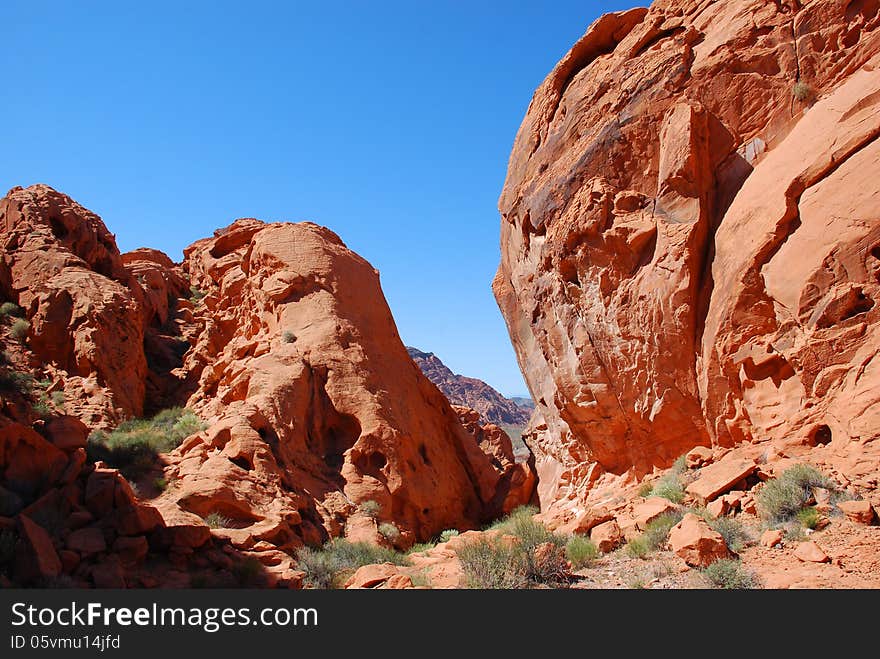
[406,347,531,426]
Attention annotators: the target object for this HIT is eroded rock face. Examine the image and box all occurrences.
[1,184,535,586]
[1,186,148,426]
[495,0,880,521]
[157,219,532,546]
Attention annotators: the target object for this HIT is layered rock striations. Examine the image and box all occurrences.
[494,0,880,521]
[407,346,530,426]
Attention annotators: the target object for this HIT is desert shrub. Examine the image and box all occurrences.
[358,500,381,519]
[0,302,23,317]
[50,390,65,407]
[438,529,459,543]
[757,464,833,524]
[32,399,52,419]
[797,507,820,530]
[281,330,296,344]
[153,477,168,492]
[188,285,206,304]
[627,511,683,558]
[407,542,434,555]
[671,454,688,475]
[643,511,683,549]
[460,507,568,588]
[296,539,409,589]
[378,522,401,544]
[710,516,750,553]
[10,319,29,342]
[231,557,266,587]
[565,535,598,569]
[792,81,813,101]
[625,536,650,559]
[650,475,685,504]
[488,505,539,532]
[458,538,530,589]
[637,482,653,497]
[204,512,231,529]
[702,559,760,589]
[0,370,34,394]
[409,569,431,588]
[86,407,206,479]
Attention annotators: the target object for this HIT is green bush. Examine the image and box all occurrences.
[650,476,685,504]
[626,511,683,558]
[671,454,687,475]
[565,535,598,569]
[710,516,750,553]
[86,407,206,479]
[358,500,381,519]
[378,522,401,544]
[757,464,833,524]
[50,390,66,408]
[797,507,820,530]
[296,539,409,589]
[637,482,653,497]
[153,477,168,492]
[625,536,650,559]
[460,506,568,588]
[204,512,231,529]
[188,285,206,304]
[10,319,29,342]
[438,529,460,543]
[702,559,760,589]
[32,399,52,419]
[792,81,813,102]
[281,330,296,344]
[0,302,23,317]
[0,370,34,395]
[458,538,530,589]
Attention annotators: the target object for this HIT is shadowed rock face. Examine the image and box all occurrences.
[407,347,531,426]
[1,185,534,582]
[494,0,880,519]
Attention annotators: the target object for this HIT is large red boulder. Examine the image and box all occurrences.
[493,0,880,521]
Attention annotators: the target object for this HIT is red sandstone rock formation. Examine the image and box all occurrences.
[158,219,533,550]
[407,347,531,426]
[494,0,880,523]
[1,184,534,586]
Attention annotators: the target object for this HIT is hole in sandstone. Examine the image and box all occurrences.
[229,456,252,471]
[809,424,833,446]
[48,216,68,239]
[840,289,874,321]
[418,444,431,466]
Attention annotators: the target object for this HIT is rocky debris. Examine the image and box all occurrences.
[452,405,535,516]
[686,460,757,505]
[407,347,530,426]
[685,447,713,469]
[344,563,413,589]
[668,514,730,567]
[590,519,622,553]
[794,541,830,564]
[633,497,678,530]
[494,0,880,523]
[760,529,784,549]
[837,500,876,525]
[15,515,62,582]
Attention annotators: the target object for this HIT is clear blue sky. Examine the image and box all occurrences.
[1,1,637,397]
